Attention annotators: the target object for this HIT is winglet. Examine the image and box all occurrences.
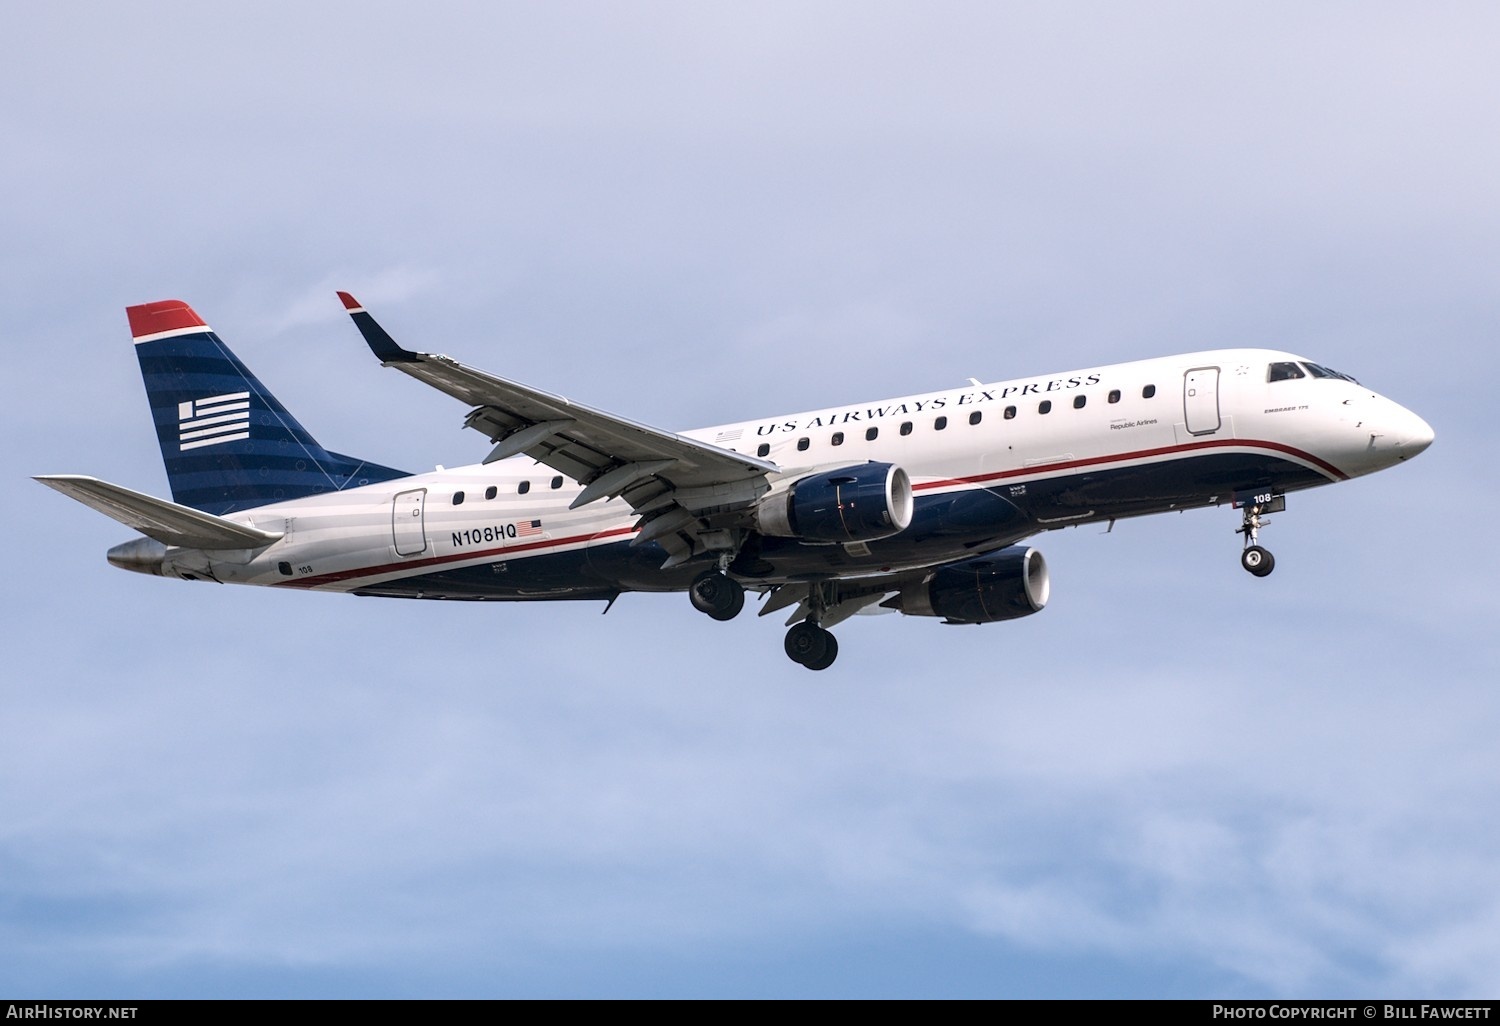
[338,292,420,363]
[127,300,209,343]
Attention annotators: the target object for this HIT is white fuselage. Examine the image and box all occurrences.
[146,348,1432,598]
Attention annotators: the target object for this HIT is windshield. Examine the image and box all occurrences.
[1267,361,1358,384]
[1302,362,1359,383]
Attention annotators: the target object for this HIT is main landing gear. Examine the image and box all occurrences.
[688,570,840,671]
[784,621,838,671]
[781,580,840,671]
[1235,493,1285,578]
[689,569,745,621]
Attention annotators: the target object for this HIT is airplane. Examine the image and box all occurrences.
[37,294,1434,670]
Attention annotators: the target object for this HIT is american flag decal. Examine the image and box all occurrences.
[178,391,251,451]
[516,519,543,537]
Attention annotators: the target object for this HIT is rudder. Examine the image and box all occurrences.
[129,300,408,515]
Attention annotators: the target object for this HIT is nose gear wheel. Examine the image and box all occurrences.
[1241,545,1275,577]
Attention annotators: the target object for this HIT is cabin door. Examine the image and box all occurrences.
[1183,367,1222,436]
[392,488,428,556]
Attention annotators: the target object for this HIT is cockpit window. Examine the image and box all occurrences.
[1303,362,1358,383]
[1267,362,1305,382]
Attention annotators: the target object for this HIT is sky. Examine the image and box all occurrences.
[3,0,1498,999]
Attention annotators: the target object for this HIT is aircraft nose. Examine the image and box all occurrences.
[1396,408,1435,459]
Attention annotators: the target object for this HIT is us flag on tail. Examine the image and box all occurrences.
[178,392,251,451]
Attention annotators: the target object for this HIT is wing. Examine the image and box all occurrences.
[338,293,779,566]
[35,475,283,549]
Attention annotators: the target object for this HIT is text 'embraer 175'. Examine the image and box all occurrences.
[38,295,1433,669]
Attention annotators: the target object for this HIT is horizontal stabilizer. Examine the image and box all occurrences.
[35,475,283,550]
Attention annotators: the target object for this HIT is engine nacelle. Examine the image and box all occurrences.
[754,462,913,543]
[890,546,1050,623]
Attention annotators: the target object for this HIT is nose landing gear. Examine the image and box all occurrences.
[1235,492,1285,578]
[1241,544,1275,577]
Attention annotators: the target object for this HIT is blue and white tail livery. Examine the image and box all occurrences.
[127,299,406,515]
[37,294,1434,669]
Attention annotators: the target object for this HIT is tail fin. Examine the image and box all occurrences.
[129,300,409,515]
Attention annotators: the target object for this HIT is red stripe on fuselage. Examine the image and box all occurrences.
[910,437,1347,493]
[277,438,1344,591]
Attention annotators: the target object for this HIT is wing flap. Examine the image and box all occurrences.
[35,475,283,549]
[338,292,776,501]
[339,292,782,566]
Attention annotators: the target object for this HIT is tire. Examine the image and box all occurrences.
[784,622,830,666]
[714,583,745,621]
[802,631,838,671]
[690,571,744,620]
[1241,545,1275,577]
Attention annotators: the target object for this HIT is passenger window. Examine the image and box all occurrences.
[832,432,844,446]
[865,427,878,441]
[1004,406,1016,420]
[797,437,810,451]
[1108,389,1121,404]
[899,421,912,436]
[550,476,563,489]
[968,411,982,426]
[452,491,465,505]
[1038,400,1052,414]
[934,416,947,430]
[485,486,497,500]
[1073,395,1086,409]
[756,443,770,457]
[1268,361,1307,382]
[1142,385,1156,399]
[518,481,530,495]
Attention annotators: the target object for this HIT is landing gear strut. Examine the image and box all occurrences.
[782,581,839,670]
[1235,494,1283,578]
[689,569,745,620]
